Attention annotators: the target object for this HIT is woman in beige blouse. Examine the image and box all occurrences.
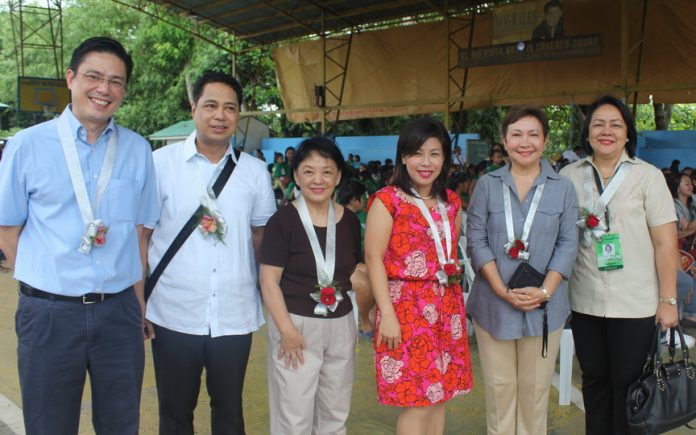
[560,95,678,434]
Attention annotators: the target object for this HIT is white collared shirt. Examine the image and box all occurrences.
[145,131,276,337]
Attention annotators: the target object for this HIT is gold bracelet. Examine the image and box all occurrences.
[541,287,552,302]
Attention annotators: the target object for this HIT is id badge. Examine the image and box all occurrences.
[595,233,624,270]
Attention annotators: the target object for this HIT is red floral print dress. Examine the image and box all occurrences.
[373,186,473,407]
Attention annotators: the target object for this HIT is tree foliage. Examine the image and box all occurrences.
[1,2,695,142]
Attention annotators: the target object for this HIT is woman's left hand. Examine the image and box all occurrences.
[656,303,679,330]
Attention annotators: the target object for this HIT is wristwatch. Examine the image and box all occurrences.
[659,297,677,306]
[541,287,552,302]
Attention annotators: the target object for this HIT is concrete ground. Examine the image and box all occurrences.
[0,268,692,434]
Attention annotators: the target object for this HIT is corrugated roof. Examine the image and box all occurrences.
[148,0,483,45]
[148,120,194,140]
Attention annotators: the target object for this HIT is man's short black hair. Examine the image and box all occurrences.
[544,0,563,13]
[192,70,243,106]
[69,36,134,83]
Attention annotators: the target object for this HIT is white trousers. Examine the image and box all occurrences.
[267,313,357,435]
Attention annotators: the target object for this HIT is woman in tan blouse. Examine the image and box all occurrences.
[560,95,679,434]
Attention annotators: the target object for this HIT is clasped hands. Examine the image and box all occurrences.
[504,286,546,311]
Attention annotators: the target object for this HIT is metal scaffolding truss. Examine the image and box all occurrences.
[319,31,352,130]
[9,0,64,78]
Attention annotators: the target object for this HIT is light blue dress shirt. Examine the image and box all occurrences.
[0,106,158,295]
[466,160,579,340]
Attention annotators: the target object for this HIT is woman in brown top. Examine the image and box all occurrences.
[259,137,361,435]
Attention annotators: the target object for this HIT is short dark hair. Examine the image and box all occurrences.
[447,172,470,191]
[501,105,549,138]
[336,179,367,205]
[291,136,345,175]
[392,116,452,202]
[581,95,637,158]
[69,37,134,83]
[545,0,563,13]
[192,70,243,106]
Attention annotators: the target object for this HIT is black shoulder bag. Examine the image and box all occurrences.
[626,324,696,434]
[145,153,237,301]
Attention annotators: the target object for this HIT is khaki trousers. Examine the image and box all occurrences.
[267,313,357,435]
[474,321,562,435]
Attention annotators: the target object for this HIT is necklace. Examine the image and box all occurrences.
[411,191,433,200]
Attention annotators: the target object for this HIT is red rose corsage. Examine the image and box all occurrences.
[505,239,529,260]
[443,262,463,286]
[577,207,607,246]
[310,282,344,316]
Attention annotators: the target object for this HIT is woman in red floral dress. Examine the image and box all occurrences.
[365,117,473,434]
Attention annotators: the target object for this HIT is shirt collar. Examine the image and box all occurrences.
[490,159,560,188]
[182,130,235,164]
[578,150,638,172]
[63,104,115,144]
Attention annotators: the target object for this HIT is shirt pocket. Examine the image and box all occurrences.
[104,178,139,223]
[488,200,507,235]
[533,200,564,239]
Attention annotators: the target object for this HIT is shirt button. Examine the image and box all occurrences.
[96,260,101,265]
[212,293,216,297]
[213,269,217,273]
[93,174,98,179]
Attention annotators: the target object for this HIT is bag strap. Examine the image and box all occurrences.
[541,305,548,358]
[144,152,238,301]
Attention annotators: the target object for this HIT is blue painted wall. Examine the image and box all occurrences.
[637,131,696,170]
[259,133,480,165]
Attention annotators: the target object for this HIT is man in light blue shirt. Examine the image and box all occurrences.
[0,36,157,434]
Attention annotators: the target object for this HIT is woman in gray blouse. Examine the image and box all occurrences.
[466,106,578,434]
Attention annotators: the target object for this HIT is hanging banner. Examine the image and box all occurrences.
[493,0,565,44]
[459,34,602,67]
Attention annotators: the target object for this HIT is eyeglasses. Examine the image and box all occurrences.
[79,72,127,91]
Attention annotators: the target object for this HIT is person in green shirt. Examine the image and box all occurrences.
[486,148,505,173]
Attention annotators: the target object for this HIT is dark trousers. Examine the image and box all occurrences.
[151,324,252,435]
[571,311,656,435]
[16,287,144,435]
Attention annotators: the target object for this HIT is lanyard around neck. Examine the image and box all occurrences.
[57,111,118,227]
[583,163,630,230]
[503,182,545,246]
[411,190,452,267]
[295,194,337,286]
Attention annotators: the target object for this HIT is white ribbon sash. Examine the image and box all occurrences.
[578,163,630,245]
[57,111,118,254]
[187,152,231,239]
[295,194,342,316]
[503,182,545,261]
[584,163,630,220]
[411,191,453,268]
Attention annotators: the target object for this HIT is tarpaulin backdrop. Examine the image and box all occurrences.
[273,0,696,123]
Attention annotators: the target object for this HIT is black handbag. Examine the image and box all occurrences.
[626,325,696,434]
[507,262,549,357]
[508,262,545,290]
